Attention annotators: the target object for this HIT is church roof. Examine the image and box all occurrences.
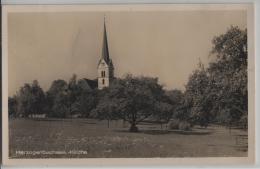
[97,16,114,71]
[99,16,111,65]
[78,78,98,90]
[84,78,98,89]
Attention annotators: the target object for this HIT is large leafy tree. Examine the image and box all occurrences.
[95,74,164,132]
[14,80,45,117]
[183,26,247,128]
[46,75,81,118]
[93,91,119,128]
[30,80,46,114]
[208,26,247,126]
[46,79,68,117]
[184,63,214,127]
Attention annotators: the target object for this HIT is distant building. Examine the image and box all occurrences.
[78,16,114,90]
[78,78,98,90]
[97,16,114,89]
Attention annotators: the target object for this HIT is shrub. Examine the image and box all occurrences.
[168,119,191,131]
[168,119,180,130]
[178,121,191,131]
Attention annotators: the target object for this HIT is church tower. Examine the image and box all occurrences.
[97,16,114,89]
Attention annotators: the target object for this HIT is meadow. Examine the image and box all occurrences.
[9,118,248,158]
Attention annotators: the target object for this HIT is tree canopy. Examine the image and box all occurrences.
[181,26,247,128]
[93,74,166,131]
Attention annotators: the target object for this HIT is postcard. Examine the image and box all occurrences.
[1,4,255,166]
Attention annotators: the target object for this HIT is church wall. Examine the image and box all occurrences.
[98,61,110,89]
[98,77,110,89]
[97,67,110,78]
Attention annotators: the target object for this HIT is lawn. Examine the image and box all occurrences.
[9,118,248,158]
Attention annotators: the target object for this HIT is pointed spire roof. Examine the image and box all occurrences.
[101,15,110,63]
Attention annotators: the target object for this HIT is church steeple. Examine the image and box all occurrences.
[102,15,110,63]
[97,15,114,90]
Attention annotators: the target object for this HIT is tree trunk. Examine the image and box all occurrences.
[129,112,138,132]
[129,123,138,132]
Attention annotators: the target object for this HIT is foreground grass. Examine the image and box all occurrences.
[9,118,247,158]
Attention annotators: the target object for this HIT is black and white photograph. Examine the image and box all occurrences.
[1,4,255,165]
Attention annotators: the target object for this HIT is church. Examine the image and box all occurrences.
[78,17,114,90]
[97,17,114,89]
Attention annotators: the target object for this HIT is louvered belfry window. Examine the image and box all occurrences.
[101,71,106,77]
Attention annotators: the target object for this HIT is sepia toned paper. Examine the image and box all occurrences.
[2,4,255,166]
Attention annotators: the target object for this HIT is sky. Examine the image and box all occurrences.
[8,10,247,96]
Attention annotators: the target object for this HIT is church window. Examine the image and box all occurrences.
[101,71,106,77]
[102,79,105,84]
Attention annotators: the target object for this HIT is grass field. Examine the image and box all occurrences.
[9,118,248,158]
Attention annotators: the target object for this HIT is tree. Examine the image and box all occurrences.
[15,80,45,117]
[30,80,46,115]
[164,89,184,122]
[184,62,214,127]
[93,90,119,128]
[47,80,68,96]
[154,101,173,129]
[183,26,248,128]
[46,79,68,118]
[8,96,18,117]
[17,83,32,117]
[166,89,183,106]
[78,89,98,118]
[51,92,69,118]
[47,75,85,118]
[208,26,247,127]
[149,90,183,129]
[96,74,164,132]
